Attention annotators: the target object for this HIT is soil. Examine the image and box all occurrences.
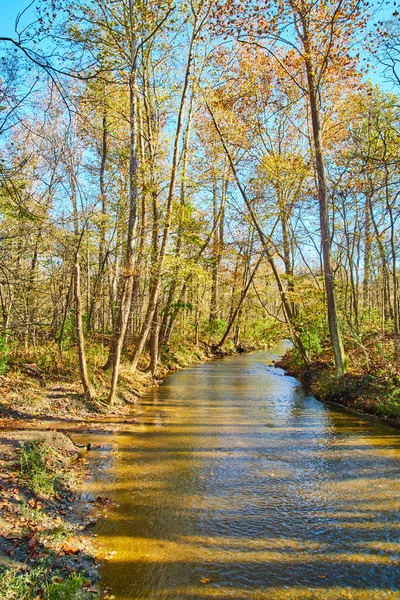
[0,429,99,597]
[0,343,251,598]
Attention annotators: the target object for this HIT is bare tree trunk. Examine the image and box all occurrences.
[368,191,392,320]
[385,172,399,360]
[206,99,310,365]
[162,192,227,348]
[124,101,147,346]
[158,96,194,355]
[108,6,139,404]
[341,196,359,329]
[131,24,197,372]
[209,174,219,323]
[300,23,346,376]
[216,252,263,349]
[363,193,372,313]
[26,236,40,345]
[149,297,161,376]
[88,106,108,333]
[74,263,95,400]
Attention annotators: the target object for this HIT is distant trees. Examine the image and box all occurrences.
[0,0,399,400]
[377,18,400,88]
[335,86,400,357]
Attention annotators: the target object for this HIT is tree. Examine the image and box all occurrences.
[212,0,370,374]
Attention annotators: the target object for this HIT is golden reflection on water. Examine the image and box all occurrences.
[79,344,400,600]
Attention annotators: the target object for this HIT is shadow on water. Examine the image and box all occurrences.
[76,346,400,600]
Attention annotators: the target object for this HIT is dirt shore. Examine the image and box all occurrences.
[0,344,246,599]
[0,429,99,599]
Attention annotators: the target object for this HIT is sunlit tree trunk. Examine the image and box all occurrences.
[363,193,372,313]
[131,24,198,372]
[108,4,139,404]
[299,15,346,377]
[74,263,95,400]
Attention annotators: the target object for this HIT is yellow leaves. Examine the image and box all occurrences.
[258,152,310,197]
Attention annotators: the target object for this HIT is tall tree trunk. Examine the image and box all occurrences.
[363,193,372,313]
[158,95,194,355]
[124,101,147,346]
[209,174,219,323]
[108,8,139,404]
[131,25,197,372]
[26,236,40,345]
[206,99,310,365]
[300,19,346,376]
[149,297,161,376]
[368,191,392,321]
[88,107,108,333]
[216,252,263,349]
[74,263,95,400]
[162,187,227,348]
[385,171,399,361]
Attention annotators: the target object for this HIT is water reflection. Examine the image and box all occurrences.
[81,344,400,599]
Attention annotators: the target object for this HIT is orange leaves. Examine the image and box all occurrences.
[60,542,81,555]
[211,0,369,87]
[28,497,43,510]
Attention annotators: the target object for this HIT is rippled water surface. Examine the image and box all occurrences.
[82,344,400,599]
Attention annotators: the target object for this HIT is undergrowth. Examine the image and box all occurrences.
[0,559,97,600]
[376,385,400,419]
[0,334,9,375]
[281,332,400,422]
[19,441,57,496]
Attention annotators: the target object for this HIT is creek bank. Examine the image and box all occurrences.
[0,343,253,426]
[0,341,255,599]
[0,430,99,599]
[276,350,400,428]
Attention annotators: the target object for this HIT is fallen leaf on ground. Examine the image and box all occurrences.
[61,544,80,555]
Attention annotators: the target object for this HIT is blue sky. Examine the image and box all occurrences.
[1,0,36,37]
[1,0,396,37]
[1,0,397,36]
[0,0,397,90]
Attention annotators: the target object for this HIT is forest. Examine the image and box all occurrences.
[0,0,399,412]
[1,1,400,599]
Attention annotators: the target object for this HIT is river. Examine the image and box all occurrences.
[81,343,400,599]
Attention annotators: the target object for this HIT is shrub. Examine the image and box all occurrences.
[377,388,400,419]
[0,561,48,599]
[204,317,227,336]
[47,572,92,600]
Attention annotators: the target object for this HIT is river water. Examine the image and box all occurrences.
[82,344,400,599]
